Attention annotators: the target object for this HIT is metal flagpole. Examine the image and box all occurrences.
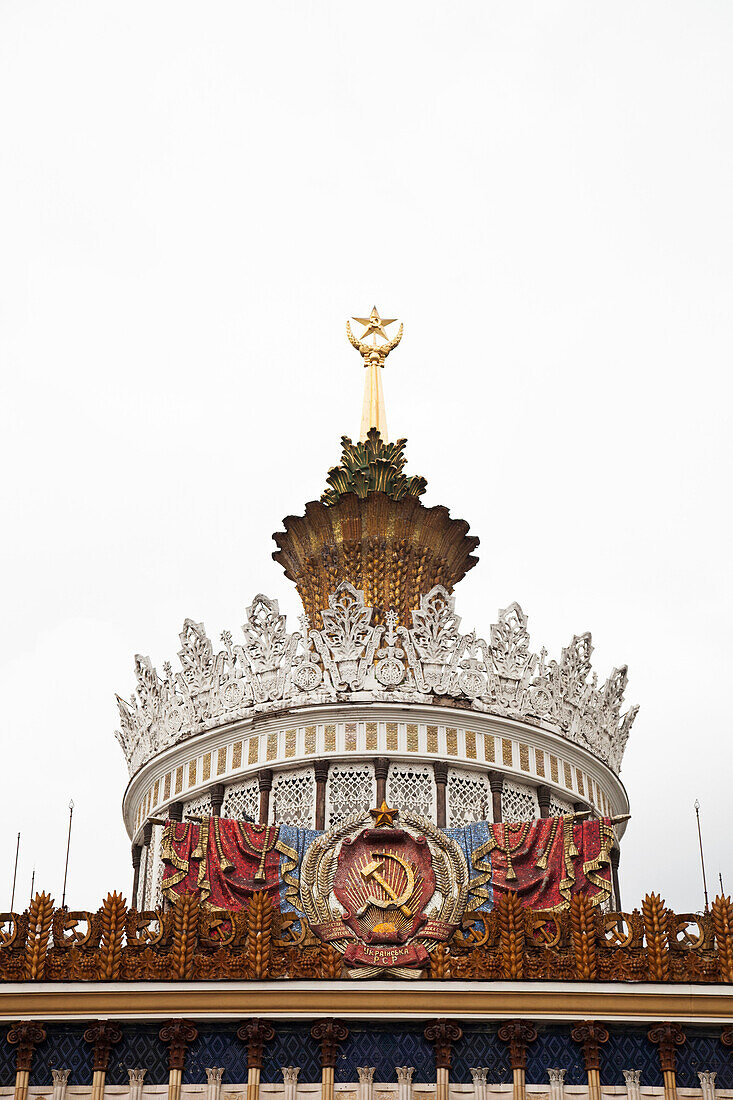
[694,799,710,913]
[61,800,74,909]
[720,871,726,897]
[10,833,20,911]
[29,867,35,905]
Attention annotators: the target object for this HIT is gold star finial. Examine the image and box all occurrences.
[352,306,397,346]
[346,307,403,443]
[369,800,399,828]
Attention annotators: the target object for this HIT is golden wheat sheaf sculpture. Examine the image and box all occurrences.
[272,492,479,627]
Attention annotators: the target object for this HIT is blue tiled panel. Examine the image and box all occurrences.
[675,1030,733,1089]
[450,1026,510,1084]
[185,1027,248,1085]
[29,1025,94,1087]
[338,1028,435,1084]
[107,1027,170,1086]
[2,1020,730,1091]
[603,1028,662,1087]
[0,1029,18,1087]
[261,1027,322,1084]
[525,1028,585,1086]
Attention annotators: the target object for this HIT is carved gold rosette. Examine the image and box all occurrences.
[272,492,479,628]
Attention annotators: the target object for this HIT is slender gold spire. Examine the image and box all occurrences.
[347,306,403,443]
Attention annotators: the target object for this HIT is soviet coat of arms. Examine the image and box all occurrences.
[299,802,469,978]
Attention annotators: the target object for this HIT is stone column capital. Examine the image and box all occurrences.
[648,1023,685,1074]
[571,1021,609,1072]
[209,784,226,816]
[433,761,449,783]
[311,1019,349,1068]
[374,757,390,781]
[425,1019,463,1070]
[8,1022,46,1073]
[237,1018,275,1069]
[498,1020,537,1070]
[159,1019,198,1071]
[83,1022,123,1072]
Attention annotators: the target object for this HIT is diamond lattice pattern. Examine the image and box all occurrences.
[501,780,539,822]
[327,763,375,827]
[222,779,259,821]
[183,792,213,819]
[272,767,315,827]
[386,764,435,819]
[447,767,492,826]
[549,792,574,817]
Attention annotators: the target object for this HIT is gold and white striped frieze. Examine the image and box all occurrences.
[125,707,628,841]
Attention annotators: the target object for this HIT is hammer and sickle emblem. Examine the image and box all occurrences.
[357,851,416,918]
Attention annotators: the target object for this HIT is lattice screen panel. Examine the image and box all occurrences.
[222,778,259,821]
[549,791,574,817]
[501,779,539,822]
[151,823,165,908]
[447,767,492,826]
[386,763,435,819]
[183,792,214,819]
[142,824,165,910]
[327,762,375,827]
[136,846,147,910]
[271,767,315,827]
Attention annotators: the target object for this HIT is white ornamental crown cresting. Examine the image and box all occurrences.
[115,582,637,777]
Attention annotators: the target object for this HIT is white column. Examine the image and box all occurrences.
[623,1070,641,1100]
[357,1067,375,1100]
[548,1068,565,1100]
[470,1067,488,1100]
[396,1067,414,1100]
[52,1069,71,1100]
[699,1073,717,1100]
[128,1069,146,1100]
[283,1066,300,1100]
[206,1068,224,1100]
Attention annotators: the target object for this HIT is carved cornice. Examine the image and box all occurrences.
[311,1019,349,1068]
[424,1018,463,1069]
[497,1019,538,1069]
[237,1018,275,1069]
[159,1019,198,1071]
[648,1022,685,1073]
[83,1022,122,1071]
[7,1021,46,1072]
[570,1021,609,1071]
[116,584,635,779]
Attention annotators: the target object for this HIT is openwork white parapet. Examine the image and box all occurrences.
[116,583,637,777]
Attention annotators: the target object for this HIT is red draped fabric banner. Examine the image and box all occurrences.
[160,814,613,912]
[487,816,614,909]
[161,818,282,908]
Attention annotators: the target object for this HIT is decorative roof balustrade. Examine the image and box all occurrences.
[1,890,730,984]
[116,583,637,777]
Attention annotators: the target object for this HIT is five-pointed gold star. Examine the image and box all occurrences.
[352,306,397,345]
[369,800,399,828]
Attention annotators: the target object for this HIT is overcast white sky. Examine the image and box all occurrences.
[1,2,731,913]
